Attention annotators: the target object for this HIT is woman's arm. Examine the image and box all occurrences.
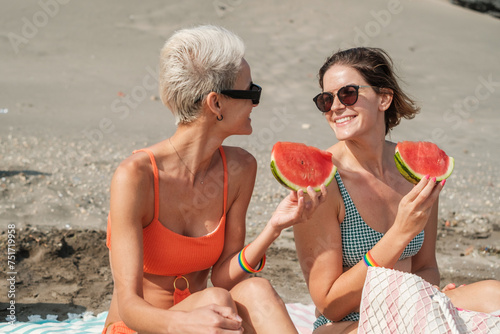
[410,198,440,286]
[295,177,444,321]
[211,147,326,290]
[110,156,242,333]
[294,180,387,321]
[109,157,179,332]
[210,148,257,289]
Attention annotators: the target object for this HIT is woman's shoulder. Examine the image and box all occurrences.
[327,142,346,168]
[112,150,154,189]
[221,145,257,170]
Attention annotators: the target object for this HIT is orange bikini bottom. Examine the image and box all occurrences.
[103,276,191,333]
[102,321,136,334]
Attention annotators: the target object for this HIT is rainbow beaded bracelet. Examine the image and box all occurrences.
[363,250,380,267]
[238,245,266,274]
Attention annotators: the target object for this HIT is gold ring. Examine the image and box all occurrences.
[173,275,189,290]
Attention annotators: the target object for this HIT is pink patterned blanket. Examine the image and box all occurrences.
[359,267,500,333]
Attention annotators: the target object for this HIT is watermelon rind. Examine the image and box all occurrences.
[270,160,294,189]
[394,144,454,185]
[270,143,337,192]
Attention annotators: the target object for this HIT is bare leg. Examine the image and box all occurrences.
[230,277,298,334]
[444,280,500,314]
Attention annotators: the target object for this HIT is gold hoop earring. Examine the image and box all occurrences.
[217,115,223,121]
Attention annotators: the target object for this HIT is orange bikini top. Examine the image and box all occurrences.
[106,147,228,276]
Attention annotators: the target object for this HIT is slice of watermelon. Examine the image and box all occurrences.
[270,142,337,192]
[394,141,454,184]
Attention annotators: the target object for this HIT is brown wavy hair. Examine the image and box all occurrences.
[318,47,420,134]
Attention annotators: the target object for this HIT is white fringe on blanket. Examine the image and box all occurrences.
[358,266,500,334]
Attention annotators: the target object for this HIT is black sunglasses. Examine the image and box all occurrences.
[313,85,375,112]
[221,82,262,105]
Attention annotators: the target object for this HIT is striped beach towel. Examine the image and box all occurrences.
[287,303,316,334]
[358,266,500,333]
[0,311,107,334]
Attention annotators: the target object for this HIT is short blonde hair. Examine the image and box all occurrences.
[159,25,245,124]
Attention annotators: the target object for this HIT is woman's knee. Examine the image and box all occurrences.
[466,280,500,299]
[231,278,288,329]
[236,277,280,299]
[480,280,500,305]
[446,279,500,313]
[199,287,235,308]
[482,280,500,291]
[232,277,284,308]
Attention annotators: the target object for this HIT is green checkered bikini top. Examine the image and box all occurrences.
[336,172,425,268]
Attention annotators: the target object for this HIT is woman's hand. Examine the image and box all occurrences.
[269,184,327,232]
[394,176,445,239]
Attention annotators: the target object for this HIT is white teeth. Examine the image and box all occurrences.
[335,116,354,124]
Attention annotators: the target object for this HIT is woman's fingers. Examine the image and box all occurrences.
[318,184,327,204]
[395,176,446,234]
[302,184,327,218]
[270,184,327,230]
[185,305,243,333]
[290,188,301,202]
[417,176,437,201]
[418,176,445,210]
[441,283,457,292]
[294,189,305,217]
[210,304,243,326]
[405,175,431,202]
[405,176,445,209]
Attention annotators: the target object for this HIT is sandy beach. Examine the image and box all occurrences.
[1,0,500,323]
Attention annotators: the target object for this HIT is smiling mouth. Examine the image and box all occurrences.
[335,116,356,124]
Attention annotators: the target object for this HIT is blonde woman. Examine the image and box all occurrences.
[103,25,326,334]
